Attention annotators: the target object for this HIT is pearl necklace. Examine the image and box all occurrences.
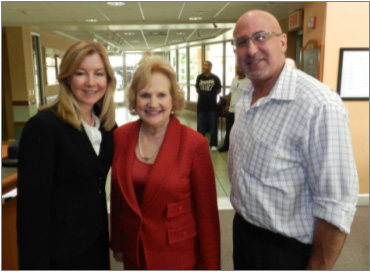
[138,125,163,161]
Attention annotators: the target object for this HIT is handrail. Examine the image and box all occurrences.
[2,173,18,195]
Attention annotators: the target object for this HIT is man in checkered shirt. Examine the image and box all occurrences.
[229,10,359,270]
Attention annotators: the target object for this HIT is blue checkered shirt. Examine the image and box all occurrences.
[228,64,359,244]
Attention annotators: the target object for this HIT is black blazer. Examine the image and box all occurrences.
[17,106,115,269]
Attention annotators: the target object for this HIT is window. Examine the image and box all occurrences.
[125,53,143,86]
[178,48,187,99]
[170,49,177,76]
[109,55,124,102]
[225,42,237,95]
[205,43,224,97]
[189,46,202,102]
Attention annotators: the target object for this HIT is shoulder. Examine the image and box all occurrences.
[295,70,344,110]
[114,120,140,139]
[179,122,208,146]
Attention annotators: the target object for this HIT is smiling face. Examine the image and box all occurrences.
[136,71,173,129]
[69,53,107,111]
[233,10,287,83]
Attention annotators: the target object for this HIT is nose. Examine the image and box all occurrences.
[86,74,97,86]
[148,96,159,107]
[242,40,259,57]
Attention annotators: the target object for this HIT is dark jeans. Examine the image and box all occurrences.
[197,110,218,147]
[220,112,234,150]
[233,213,312,270]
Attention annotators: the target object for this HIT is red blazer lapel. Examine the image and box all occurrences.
[140,117,181,212]
[115,120,142,216]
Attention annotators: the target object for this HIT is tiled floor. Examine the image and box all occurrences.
[106,103,233,211]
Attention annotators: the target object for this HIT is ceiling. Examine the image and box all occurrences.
[2,1,304,53]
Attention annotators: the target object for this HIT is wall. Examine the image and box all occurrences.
[2,26,74,140]
[303,2,369,195]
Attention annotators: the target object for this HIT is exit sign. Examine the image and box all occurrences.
[288,10,303,31]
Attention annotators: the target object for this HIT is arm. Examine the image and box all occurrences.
[225,93,231,112]
[110,144,124,261]
[196,88,200,94]
[306,219,346,270]
[190,139,221,269]
[17,115,55,269]
[302,102,358,269]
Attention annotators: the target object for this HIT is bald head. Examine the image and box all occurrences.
[232,9,287,85]
[234,10,282,38]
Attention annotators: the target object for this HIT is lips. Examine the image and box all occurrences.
[145,109,162,115]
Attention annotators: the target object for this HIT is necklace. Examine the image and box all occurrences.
[138,125,163,161]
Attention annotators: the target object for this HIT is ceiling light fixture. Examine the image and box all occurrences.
[176,32,186,36]
[131,40,140,43]
[124,32,135,36]
[189,17,202,21]
[107,2,125,6]
[212,18,218,28]
[85,19,98,23]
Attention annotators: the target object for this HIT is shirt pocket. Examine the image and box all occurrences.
[243,140,278,180]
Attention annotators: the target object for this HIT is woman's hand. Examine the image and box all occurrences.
[113,251,124,262]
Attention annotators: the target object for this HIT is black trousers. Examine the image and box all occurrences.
[233,213,312,270]
[221,112,234,150]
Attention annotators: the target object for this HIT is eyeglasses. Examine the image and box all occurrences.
[231,31,281,50]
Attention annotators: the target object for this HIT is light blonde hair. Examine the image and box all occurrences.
[43,40,116,131]
[127,57,185,117]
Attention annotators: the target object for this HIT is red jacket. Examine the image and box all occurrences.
[110,117,220,270]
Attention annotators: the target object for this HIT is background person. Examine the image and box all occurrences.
[229,10,359,270]
[110,57,220,270]
[218,66,250,152]
[195,61,221,152]
[17,41,116,269]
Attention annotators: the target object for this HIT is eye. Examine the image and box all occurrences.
[236,37,248,47]
[158,93,167,98]
[253,33,268,42]
[75,71,86,76]
[140,93,150,98]
[96,72,105,76]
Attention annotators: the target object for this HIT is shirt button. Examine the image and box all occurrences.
[178,206,183,211]
[98,190,102,194]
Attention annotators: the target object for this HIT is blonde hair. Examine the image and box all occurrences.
[127,57,184,117]
[43,40,116,131]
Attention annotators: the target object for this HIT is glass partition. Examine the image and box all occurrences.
[189,46,202,102]
[178,48,187,99]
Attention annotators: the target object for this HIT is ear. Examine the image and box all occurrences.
[279,33,288,54]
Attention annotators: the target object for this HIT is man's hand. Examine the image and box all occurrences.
[306,218,347,270]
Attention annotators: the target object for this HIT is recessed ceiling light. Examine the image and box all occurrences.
[176,32,186,35]
[172,40,182,43]
[124,32,135,36]
[107,2,125,6]
[189,17,203,21]
[85,19,98,23]
[131,40,140,43]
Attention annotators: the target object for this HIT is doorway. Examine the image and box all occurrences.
[31,33,45,107]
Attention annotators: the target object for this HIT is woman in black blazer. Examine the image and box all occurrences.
[17,41,116,269]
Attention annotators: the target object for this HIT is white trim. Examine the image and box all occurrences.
[357,194,369,206]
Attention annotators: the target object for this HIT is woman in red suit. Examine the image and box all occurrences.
[110,57,220,270]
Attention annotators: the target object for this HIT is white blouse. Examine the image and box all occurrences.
[82,113,102,156]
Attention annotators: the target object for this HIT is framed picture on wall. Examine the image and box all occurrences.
[337,48,369,100]
[301,40,321,80]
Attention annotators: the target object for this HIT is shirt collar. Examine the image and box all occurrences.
[270,63,297,101]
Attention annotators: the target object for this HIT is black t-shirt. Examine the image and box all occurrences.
[195,73,221,111]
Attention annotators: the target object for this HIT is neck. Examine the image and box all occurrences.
[80,106,94,126]
[203,72,211,77]
[238,74,245,80]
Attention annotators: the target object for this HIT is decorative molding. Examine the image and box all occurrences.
[12,100,36,106]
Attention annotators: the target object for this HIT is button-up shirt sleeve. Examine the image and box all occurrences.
[302,96,359,233]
